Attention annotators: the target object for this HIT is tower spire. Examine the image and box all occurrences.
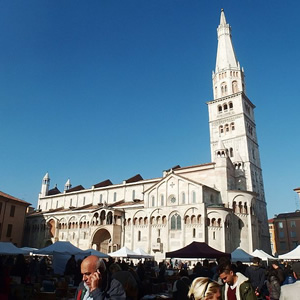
[215,9,238,72]
[212,9,246,100]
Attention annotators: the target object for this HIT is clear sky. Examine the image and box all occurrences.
[0,0,299,218]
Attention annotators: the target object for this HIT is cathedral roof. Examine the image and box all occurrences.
[93,179,113,188]
[48,187,61,196]
[113,200,144,208]
[65,185,85,193]
[125,174,143,183]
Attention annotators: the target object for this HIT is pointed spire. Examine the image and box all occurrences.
[220,8,226,25]
[215,9,238,72]
[64,178,72,191]
[43,172,50,181]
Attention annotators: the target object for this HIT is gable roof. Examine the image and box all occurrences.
[143,172,205,194]
[48,187,61,196]
[66,185,85,193]
[0,191,31,206]
[125,174,143,183]
[93,179,113,188]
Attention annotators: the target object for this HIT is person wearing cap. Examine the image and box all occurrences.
[280,262,300,300]
[75,255,126,300]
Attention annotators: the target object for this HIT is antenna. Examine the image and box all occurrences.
[295,195,300,211]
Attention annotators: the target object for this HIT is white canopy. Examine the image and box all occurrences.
[87,249,110,258]
[252,249,275,261]
[231,247,253,262]
[134,248,154,258]
[279,245,300,260]
[0,242,30,255]
[34,241,89,255]
[108,246,142,258]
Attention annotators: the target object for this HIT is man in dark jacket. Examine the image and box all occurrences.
[218,262,257,300]
[245,257,266,298]
[75,255,126,300]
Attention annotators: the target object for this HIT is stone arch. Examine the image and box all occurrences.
[106,211,113,225]
[92,228,111,254]
[100,210,106,225]
[47,218,56,238]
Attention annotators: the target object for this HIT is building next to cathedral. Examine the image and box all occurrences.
[24,10,270,260]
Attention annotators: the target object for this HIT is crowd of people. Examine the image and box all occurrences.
[0,253,300,299]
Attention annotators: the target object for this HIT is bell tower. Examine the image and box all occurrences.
[207,9,270,250]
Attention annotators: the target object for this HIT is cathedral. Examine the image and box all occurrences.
[25,10,270,260]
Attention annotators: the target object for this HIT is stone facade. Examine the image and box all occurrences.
[24,10,270,260]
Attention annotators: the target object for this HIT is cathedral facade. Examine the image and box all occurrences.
[25,10,270,260]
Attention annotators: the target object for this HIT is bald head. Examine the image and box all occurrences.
[81,255,106,290]
[82,255,99,271]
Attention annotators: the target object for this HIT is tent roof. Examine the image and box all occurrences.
[279,245,300,260]
[108,246,142,258]
[252,249,275,261]
[134,248,154,258]
[231,247,253,262]
[34,241,88,255]
[0,242,30,255]
[165,242,231,259]
[87,249,110,258]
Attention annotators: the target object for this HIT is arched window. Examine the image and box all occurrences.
[107,212,113,225]
[232,81,238,93]
[239,202,243,213]
[170,214,181,230]
[192,191,196,203]
[181,192,186,204]
[191,215,196,224]
[229,102,233,109]
[219,125,224,134]
[212,218,216,226]
[99,194,103,203]
[223,103,228,111]
[221,82,227,96]
[132,190,135,200]
[229,147,234,157]
[197,215,201,224]
[184,215,190,225]
[218,105,222,113]
[233,201,237,212]
[193,228,196,238]
[231,122,235,131]
[215,87,218,98]
[138,231,141,241]
[113,192,117,202]
[160,195,164,206]
[225,124,229,132]
[151,196,155,207]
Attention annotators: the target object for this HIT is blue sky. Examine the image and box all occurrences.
[0,0,299,218]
